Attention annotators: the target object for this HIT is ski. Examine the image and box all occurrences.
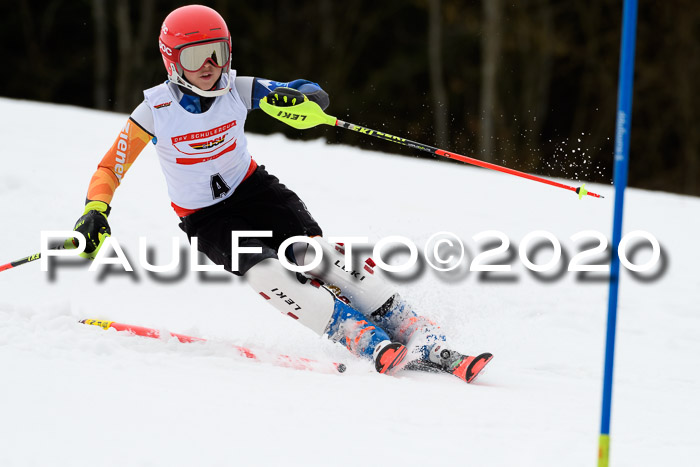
[404,351,493,383]
[80,319,347,374]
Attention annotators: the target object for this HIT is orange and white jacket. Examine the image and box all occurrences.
[86,71,259,217]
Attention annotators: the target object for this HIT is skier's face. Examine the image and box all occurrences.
[183,63,223,92]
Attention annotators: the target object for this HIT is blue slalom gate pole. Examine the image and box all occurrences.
[598,1,638,466]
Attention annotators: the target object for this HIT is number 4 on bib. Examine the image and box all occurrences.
[211,173,231,199]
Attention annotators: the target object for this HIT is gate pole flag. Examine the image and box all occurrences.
[598,0,638,466]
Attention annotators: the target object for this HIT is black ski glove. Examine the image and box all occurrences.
[266,87,307,107]
[72,200,111,259]
[267,85,330,111]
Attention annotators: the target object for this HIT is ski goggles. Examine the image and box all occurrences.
[178,40,230,72]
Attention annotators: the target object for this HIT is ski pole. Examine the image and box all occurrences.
[1,239,76,273]
[81,319,347,374]
[0,252,44,272]
[259,91,603,199]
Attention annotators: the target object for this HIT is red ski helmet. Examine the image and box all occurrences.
[159,5,232,97]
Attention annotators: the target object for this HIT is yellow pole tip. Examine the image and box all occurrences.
[576,184,588,199]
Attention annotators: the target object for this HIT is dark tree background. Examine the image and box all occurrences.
[2,0,698,195]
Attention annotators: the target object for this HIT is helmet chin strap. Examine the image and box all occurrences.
[168,63,230,97]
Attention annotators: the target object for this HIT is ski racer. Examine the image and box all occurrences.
[71,4,490,381]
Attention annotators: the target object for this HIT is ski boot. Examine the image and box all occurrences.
[371,294,446,358]
[369,294,493,382]
[327,299,407,375]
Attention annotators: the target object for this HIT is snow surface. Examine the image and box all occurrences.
[1,98,699,467]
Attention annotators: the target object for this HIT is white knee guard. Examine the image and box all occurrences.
[296,239,396,315]
[245,258,336,336]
